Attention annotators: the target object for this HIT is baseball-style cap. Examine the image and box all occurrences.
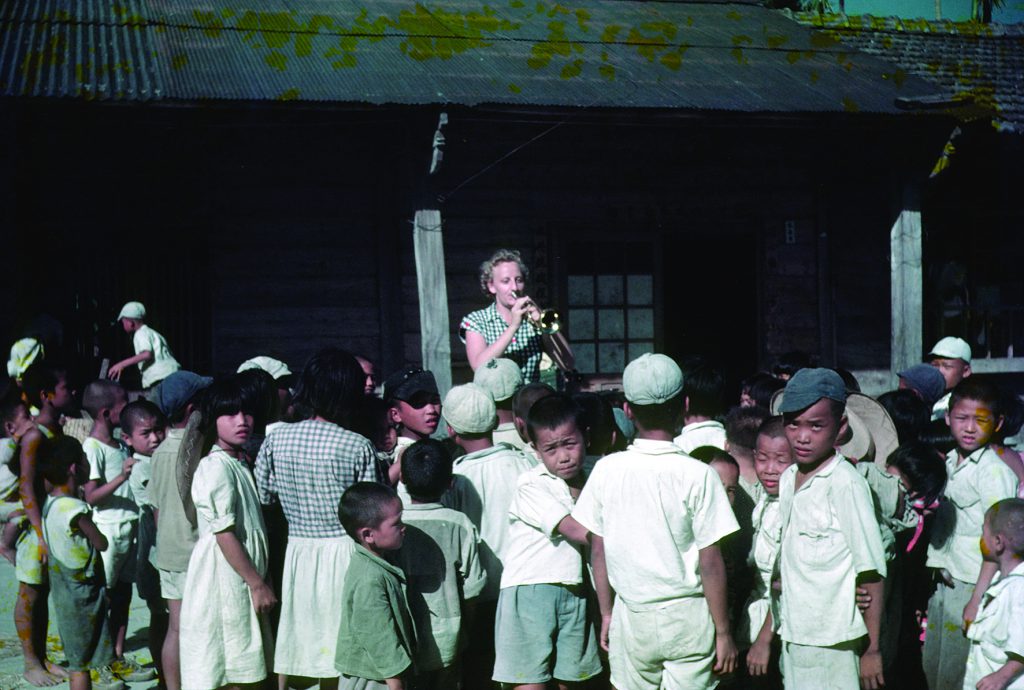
[237,356,292,381]
[383,366,439,403]
[928,336,972,364]
[7,337,43,380]
[897,364,947,406]
[776,368,847,414]
[117,301,146,321]
[622,353,683,405]
[443,383,497,434]
[153,370,214,417]
[473,358,523,403]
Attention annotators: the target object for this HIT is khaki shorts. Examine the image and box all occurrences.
[781,640,862,690]
[157,567,187,601]
[15,528,46,585]
[95,520,137,587]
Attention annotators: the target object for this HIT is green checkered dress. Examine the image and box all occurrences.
[460,303,543,382]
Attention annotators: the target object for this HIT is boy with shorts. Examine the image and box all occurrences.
[776,368,887,690]
[108,301,181,393]
[493,393,603,688]
[335,482,416,689]
[573,353,739,690]
[963,498,1024,690]
[924,378,1018,690]
[392,439,486,688]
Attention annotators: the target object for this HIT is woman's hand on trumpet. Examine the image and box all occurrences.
[510,292,541,327]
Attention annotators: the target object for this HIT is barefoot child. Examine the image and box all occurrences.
[179,378,276,690]
[40,436,125,690]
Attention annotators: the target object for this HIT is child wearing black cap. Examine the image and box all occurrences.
[776,368,887,690]
[383,366,443,484]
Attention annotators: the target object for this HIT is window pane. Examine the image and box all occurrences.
[568,276,593,306]
[628,341,654,362]
[597,275,623,305]
[569,309,594,340]
[598,342,625,373]
[598,309,624,339]
[627,275,653,305]
[575,343,596,374]
[628,309,654,339]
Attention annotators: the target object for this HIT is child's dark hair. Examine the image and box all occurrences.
[38,436,85,486]
[886,442,947,507]
[689,445,739,469]
[199,378,249,452]
[338,482,399,541]
[772,351,811,379]
[877,389,929,446]
[527,394,585,445]
[995,389,1024,445]
[949,379,1003,419]
[920,418,956,455]
[833,368,861,393]
[725,405,770,451]
[20,361,67,407]
[628,396,684,433]
[757,415,787,441]
[572,392,617,455]
[987,498,1024,557]
[293,348,365,427]
[747,374,785,411]
[512,382,556,422]
[121,400,166,436]
[681,361,726,419]
[402,439,452,501]
[1,387,27,431]
[349,395,394,452]
[81,379,125,419]
[235,368,279,434]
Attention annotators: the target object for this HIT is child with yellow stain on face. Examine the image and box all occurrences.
[923,380,1020,690]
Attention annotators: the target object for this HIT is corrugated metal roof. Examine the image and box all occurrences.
[0,0,958,117]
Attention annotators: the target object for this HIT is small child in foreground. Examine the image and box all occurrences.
[964,498,1024,690]
[335,482,416,690]
[40,436,124,690]
[1,396,36,563]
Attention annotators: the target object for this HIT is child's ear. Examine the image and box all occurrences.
[623,403,635,422]
[388,407,402,426]
[358,526,373,544]
[837,414,850,442]
[2,421,13,437]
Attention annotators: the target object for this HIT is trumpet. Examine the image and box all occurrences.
[512,291,561,335]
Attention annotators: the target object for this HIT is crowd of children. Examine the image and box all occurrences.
[4,298,1024,690]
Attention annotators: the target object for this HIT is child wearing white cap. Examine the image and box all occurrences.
[572,353,740,690]
[473,358,526,450]
[927,336,972,422]
[443,382,536,687]
[108,301,181,392]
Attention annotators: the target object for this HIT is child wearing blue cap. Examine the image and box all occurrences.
[775,368,887,690]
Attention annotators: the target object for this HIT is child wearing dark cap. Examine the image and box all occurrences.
[383,366,443,485]
[775,368,887,690]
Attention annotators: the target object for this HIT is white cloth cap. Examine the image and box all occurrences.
[443,383,497,434]
[237,356,292,380]
[928,336,971,364]
[118,301,146,321]
[622,353,683,405]
[473,358,523,402]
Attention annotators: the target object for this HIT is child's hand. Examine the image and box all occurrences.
[859,649,884,689]
[977,668,1015,690]
[107,363,125,381]
[599,613,612,653]
[121,457,137,479]
[249,579,278,614]
[713,631,738,675]
[746,638,771,676]
[963,598,981,633]
[856,585,872,611]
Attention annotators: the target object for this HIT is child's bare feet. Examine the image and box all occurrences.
[22,665,61,687]
[45,660,70,679]
[1,544,16,565]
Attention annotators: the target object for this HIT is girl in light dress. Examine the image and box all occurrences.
[179,378,277,690]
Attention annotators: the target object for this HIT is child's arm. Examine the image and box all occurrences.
[73,513,109,552]
[746,610,774,677]
[856,572,885,690]
[215,529,277,613]
[17,429,46,556]
[976,658,1024,690]
[588,533,614,652]
[383,678,404,690]
[82,457,136,507]
[107,351,153,381]
[556,514,589,546]
[698,543,738,675]
[965,561,1001,632]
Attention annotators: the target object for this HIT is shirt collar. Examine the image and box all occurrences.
[629,438,686,455]
[402,501,444,512]
[988,560,1024,596]
[795,453,845,489]
[453,442,518,464]
[947,445,992,471]
[353,544,406,580]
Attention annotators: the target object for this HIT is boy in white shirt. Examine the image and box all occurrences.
[964,498,1024,690]
[473,357,525,450]
[493,394,603,688]
[927,336,972,422]
[573,353,739,690]
[108,301,181,393]
[673,360,727,454]
[775,368,887,690]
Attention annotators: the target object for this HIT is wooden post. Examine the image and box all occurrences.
[890,187,923,375]
[413,210,452,401]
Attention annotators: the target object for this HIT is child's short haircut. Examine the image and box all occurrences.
[20,361,67,407]
[877,389,930,446]
[512,382,556,421]
[235,368,279,432]
[349,395,393,450]
[572,392,616,455]
[200,378,246,430]
[756,415,787,441]
[772,350,811,379]
[987,498,1024,556]
[628,396,684,433]
[402,439,452,500]
[681,361,726,419]
[886,441,947,507]
[725,405,770,450]
[527,394,585,445]
[833,368,861,393]
[995,389,1024,445]
[0,390,27,429]
[293,348,365,426]
[339,482,399,540]
[81,379,125,418]
[948,378,1002,418]
[689,445,739,469]
[38,436,84,486]
[121,400,166,436]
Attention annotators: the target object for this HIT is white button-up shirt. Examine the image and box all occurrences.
[965,561,1024,690]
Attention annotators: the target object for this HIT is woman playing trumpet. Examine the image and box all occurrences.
[459,248,546,382]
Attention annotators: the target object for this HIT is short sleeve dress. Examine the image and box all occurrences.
[459,303,543,382]
[179,446,271,690]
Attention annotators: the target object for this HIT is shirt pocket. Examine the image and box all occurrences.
[797,526,842,571]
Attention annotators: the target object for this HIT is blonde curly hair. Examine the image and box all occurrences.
[478,248,528,298]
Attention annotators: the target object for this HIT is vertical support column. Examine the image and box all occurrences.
[413,209,452,401]
[890,190,923,374]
